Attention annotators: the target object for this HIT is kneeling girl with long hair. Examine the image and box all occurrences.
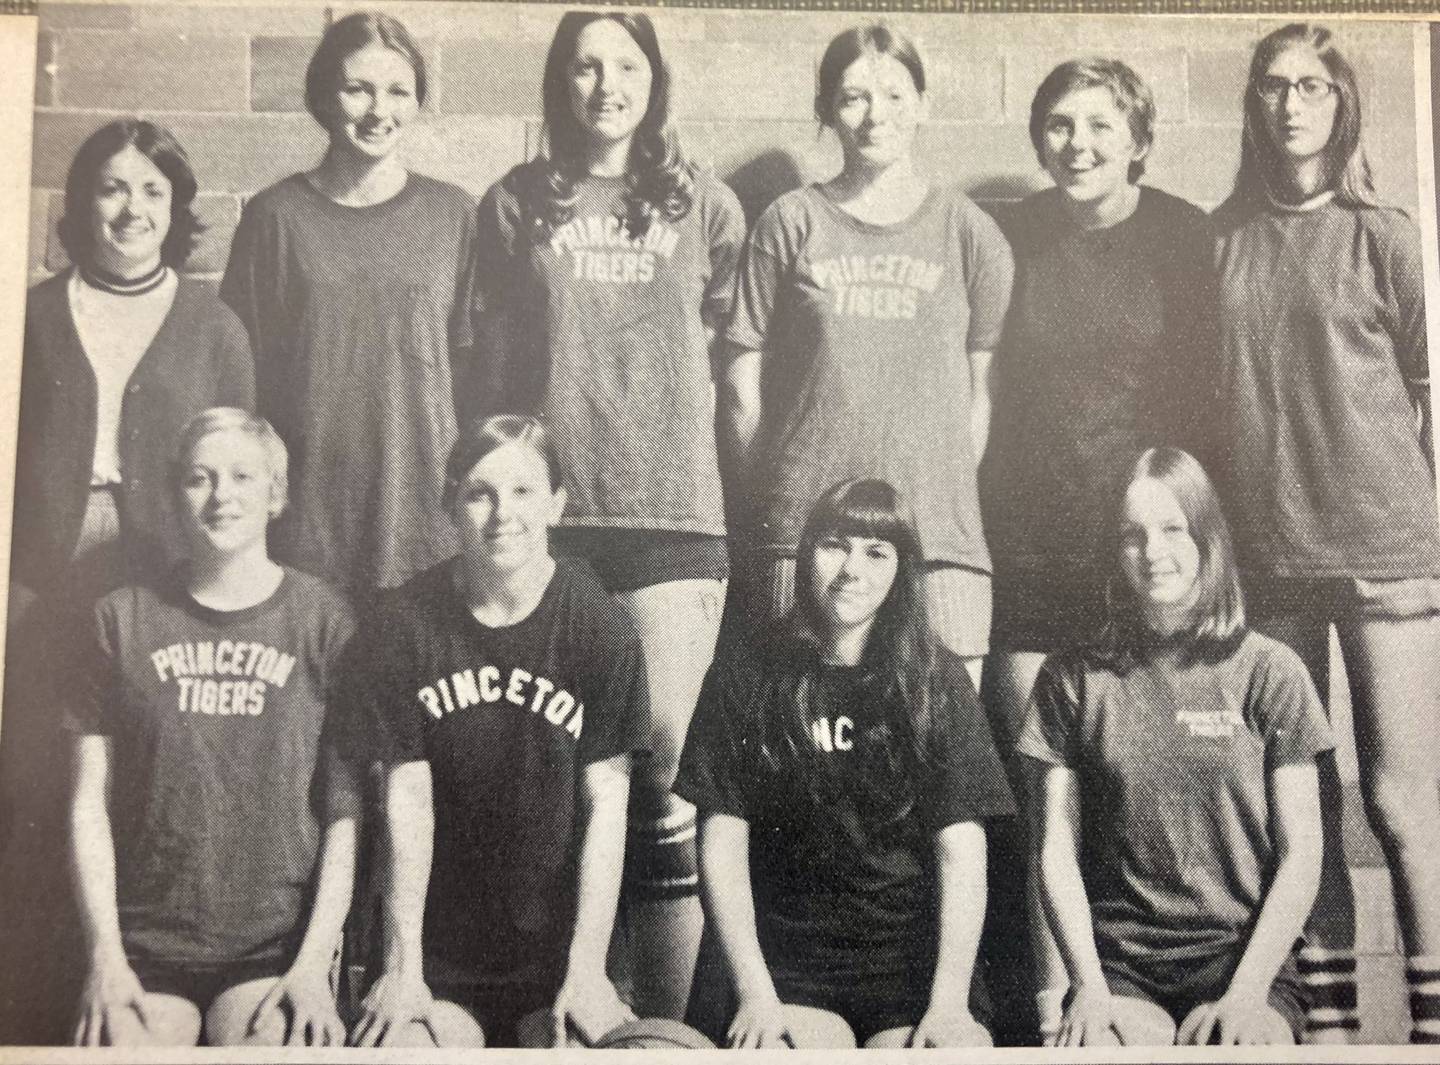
[1019,448,1331,1045]
[677,479,1014,1048]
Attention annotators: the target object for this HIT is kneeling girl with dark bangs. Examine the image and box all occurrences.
[1019,448,1332,1046]
[676,479,1014,1049]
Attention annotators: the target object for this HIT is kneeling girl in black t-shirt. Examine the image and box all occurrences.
[67,409,358,1047]
[1018,447,1333,1046]
[336,415,648,1048]
[677,478,1014,1049]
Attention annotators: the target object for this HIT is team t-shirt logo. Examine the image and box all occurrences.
[811,715,855,752]
[811,254,945,320]
[417,665,583,738]
[1175,706,1244,739]
[548,214,680,285]
[150,640,298,716]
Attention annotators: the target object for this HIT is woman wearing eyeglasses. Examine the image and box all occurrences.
[1212,23,1440,1045]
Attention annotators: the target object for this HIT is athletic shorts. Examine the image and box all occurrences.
[1100,949,1305,1041]
[130,955,288,1010]
[773,964,992,1046]
[551,529,729,591]
[990,570,1107,653]
[430,979,551,1048]
[731,552,991,657]
[1247,574,1440,624]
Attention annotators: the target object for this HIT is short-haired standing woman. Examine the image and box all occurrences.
[1212,23,1440,1043]
[221,11,477,596]
[1,119,254,1042]
[978,57,1216,1041]
[1021,448,1329,1046]
[724,22,1014,692]
[470,11,747,1015]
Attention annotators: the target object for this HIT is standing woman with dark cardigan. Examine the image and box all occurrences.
[222,11,477,597]
[0,118,254,1044]
[1212,22,1440,1044]
[470,10,747,1017]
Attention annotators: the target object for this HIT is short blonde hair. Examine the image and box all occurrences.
[172,407,289,516]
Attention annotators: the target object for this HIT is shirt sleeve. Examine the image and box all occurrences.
[960,198,1015,354]
[329,605,428,767]
[922,653,1016,832]
[575,603,649,767]
[701,177,748,340]
[1375,210,1428,393]
[674,656,752,819]
[1014,653,1082,767]
[724,199,789,355]
[448,189,479,358]
[62,598,120,736]
[1250,640,1335,770]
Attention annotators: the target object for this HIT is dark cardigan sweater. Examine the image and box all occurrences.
[11,271,255,595]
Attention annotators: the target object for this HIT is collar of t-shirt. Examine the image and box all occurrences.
[68,266,179,487]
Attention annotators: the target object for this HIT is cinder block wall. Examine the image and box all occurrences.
[24,1,1425,1040]
[29,2,1420,286]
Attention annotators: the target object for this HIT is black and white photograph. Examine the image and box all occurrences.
[0,0,1437,1055]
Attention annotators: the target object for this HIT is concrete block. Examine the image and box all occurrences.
[56,31,248,112]
[915,122,1052,202]
[30,110,128,188]
[38,2,134,31]
[136,113,327,194]
[28,189,53,277]
[130,2,327,36]
[400,116,526,198]
[329,1,513,41]
[923,47,1003,124]
[1143,123,1241,208]
[437,37,545,118]
[676,119,835,222]
[669,41,816,122]
[34,31,55,108]
[250,36,320,114]
[1187,50,1250,126]
[1004,48,1190,125]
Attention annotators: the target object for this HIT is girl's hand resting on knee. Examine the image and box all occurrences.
[1177,992,1282,1045]
[350,966,436,1047]
[1056,982,1118,1046]
[728,989,794,1049]
[550,964,634,1046]
[249,963,345,1045]
[74,955,151,1046]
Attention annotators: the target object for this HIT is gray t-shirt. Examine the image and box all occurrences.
[1016,630,1333,966]
[727,184,1014,567]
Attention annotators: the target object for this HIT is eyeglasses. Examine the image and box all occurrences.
[1255,76,1337,105]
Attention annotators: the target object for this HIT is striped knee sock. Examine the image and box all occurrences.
[1408,955,1440,1044]
[1299,946,1360,1038]
[624,799,699,901]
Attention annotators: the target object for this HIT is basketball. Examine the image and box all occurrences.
[593,1018,717,1049]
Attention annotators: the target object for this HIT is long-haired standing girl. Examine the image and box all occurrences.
[1021,448,1330,1046]
[1213,23,1440,1042]
[678,479,1014,1049]
[722,23,1013,692]
[470,11,747,1016]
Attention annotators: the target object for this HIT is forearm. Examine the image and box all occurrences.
[718,350,762,491]
[968,349,994,463]
[567,763,630,976]
[1228,852,1317,996]
[1037,839,1106,990]
[929,823,987,1008]
[70,738,125,965]
[290,759,358,972]
[700,816,776,1001]
[381,764,433,974]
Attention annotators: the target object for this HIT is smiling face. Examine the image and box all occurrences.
[329,43,419,161]
[809,533,900,642]
[828,50,925,174]
[89,145,172,277]
[1120,477,1202,631]
[179,429,281,560]
[1258,45,1339,166]
[1040,84,1146,213]
[452,442,566,576]
[566,19,653,153]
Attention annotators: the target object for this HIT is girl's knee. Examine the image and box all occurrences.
[1109,995,1176,1046]
[1363,771,1440,854]
[780,1005,856,1049]
[112,994,202,1047]
[204,979,282,1046]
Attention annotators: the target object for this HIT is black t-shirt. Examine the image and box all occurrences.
[65,567,354,968]
[334,557,647,988]
[676,638,1014,984]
